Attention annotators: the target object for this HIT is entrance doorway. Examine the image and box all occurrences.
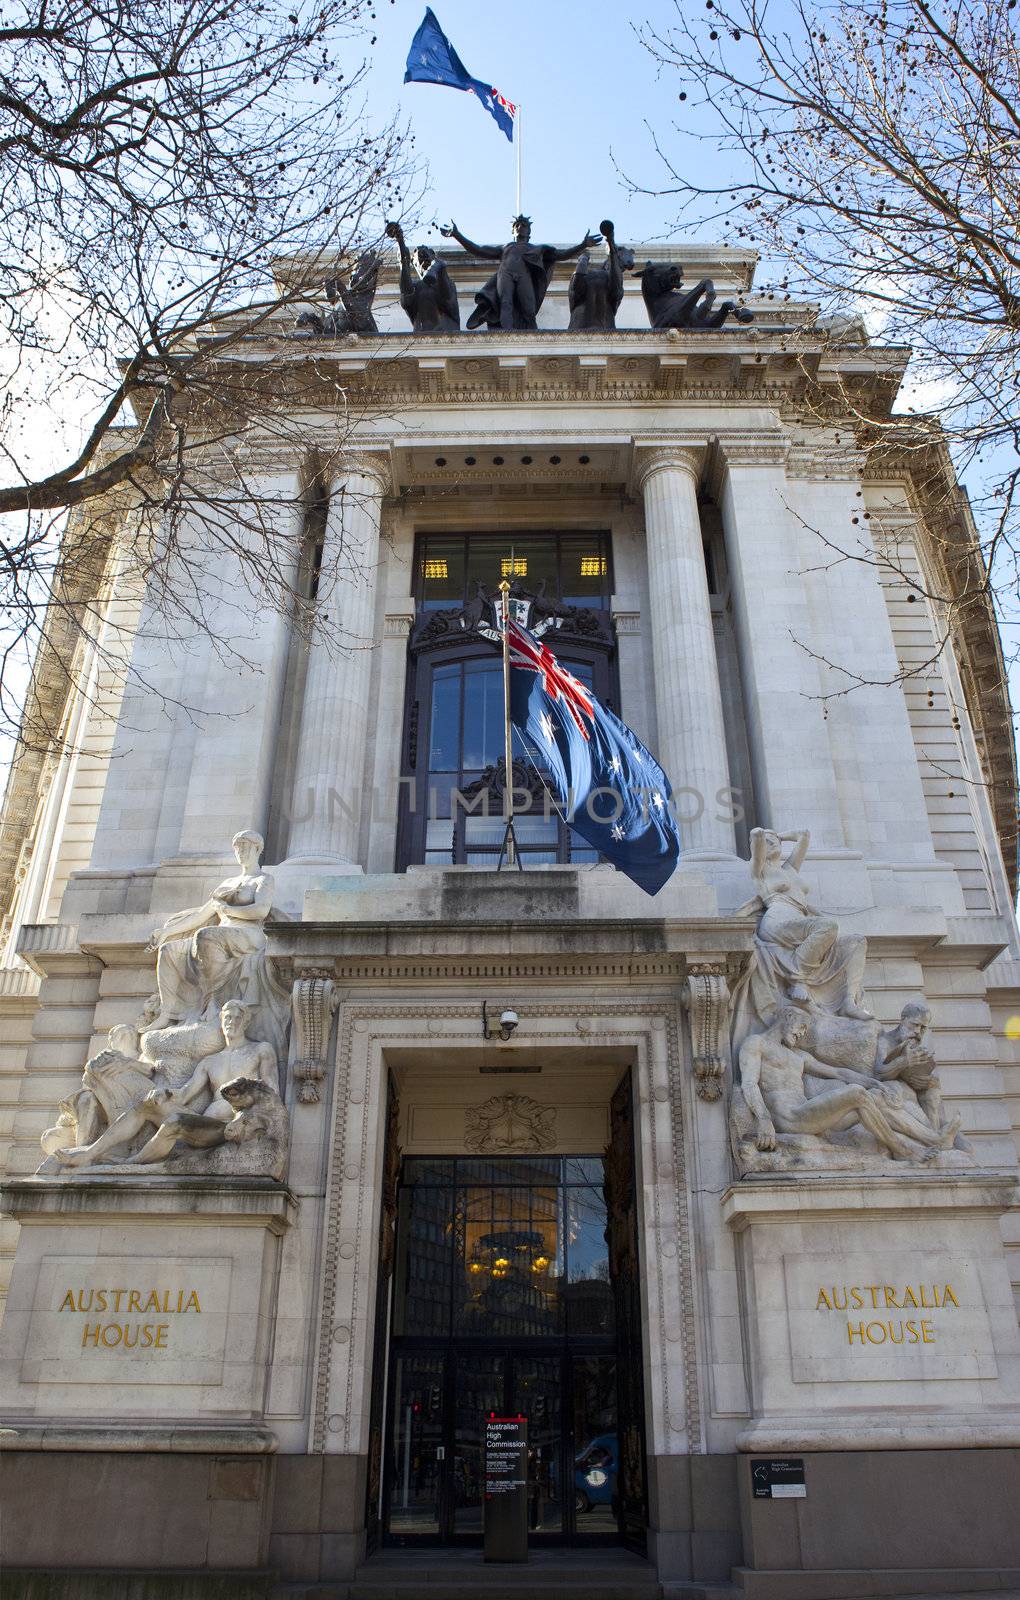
[378,1144,646,1547]
[388,1347,620,1541]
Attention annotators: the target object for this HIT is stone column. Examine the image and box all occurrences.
[367,601,415,874]
[718,438,845,845]
[788,454,936,862]
[636,445,735,854]
[177,466,303,855]
[286,455,390,864]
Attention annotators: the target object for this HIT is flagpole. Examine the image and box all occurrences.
[499,578,517,869]
[515,103,522,215]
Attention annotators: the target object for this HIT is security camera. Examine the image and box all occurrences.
[499,1009,519,1042]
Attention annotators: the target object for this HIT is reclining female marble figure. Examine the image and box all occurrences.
[146,829,273,1032]
[55,1000,279,1170]
[737,1009,961,1161]
[735,827,872,1029]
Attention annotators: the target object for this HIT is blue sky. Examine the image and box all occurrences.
[359,1,707,248]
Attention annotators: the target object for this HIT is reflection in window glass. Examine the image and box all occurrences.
[560,534,610,607]
[393,1159,616,1341]
[428,666,461,772]
[462,663,503,769]
[420,536,466,609]
[455,1182,562,1337]
[565,1184,613,1335]
[414,533,610,611]
[394,1184,453,1337]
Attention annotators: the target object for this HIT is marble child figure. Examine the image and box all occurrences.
[56,1000,278,1169]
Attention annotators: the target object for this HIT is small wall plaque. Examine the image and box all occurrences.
[751,1458,806,1500]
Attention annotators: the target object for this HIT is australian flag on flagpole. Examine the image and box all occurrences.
[404,8,517,141]
[507,619,682,896]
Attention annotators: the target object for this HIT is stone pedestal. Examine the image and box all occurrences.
[0,1177,296,1574]
[724,1171,1020,1597]
[725,1172,1020,1451]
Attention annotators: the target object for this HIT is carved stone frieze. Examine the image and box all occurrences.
[464,1092,556,1153]
[681,964,732,1102]
[292,970,339,1105]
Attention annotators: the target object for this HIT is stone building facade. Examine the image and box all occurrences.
[1,240,1019,1598]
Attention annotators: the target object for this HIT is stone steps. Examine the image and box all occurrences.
[728,1571,1020,1600]
[5,1574,276,1600]
[296,1549,664,1600]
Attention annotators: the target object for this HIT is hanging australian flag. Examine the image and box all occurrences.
[404,9,517,141]
[507,619,682,896]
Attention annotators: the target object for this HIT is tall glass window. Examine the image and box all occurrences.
[416,533,612,612]
[398,532,617,870]
[393,1157,613,1341]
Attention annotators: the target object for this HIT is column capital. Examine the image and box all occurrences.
[632,441,705,494]
[328,449,392,496]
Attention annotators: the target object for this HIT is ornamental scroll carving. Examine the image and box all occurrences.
[291,971,339,1105]
[681,964,732,1102]
[464,1093,556,1153]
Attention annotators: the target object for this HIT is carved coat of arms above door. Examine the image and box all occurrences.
[464,1093,556,1153]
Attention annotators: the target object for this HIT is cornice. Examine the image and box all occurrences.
[785,442,867,482]
[266,916,754,985]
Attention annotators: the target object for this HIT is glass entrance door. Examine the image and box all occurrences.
[450,1354,505,1536]
[388,1354,443,1537]
[516,1354,562,1534]
[385,1347,625,1545]
[381,1153,645,1548]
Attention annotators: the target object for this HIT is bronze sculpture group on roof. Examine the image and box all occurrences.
[294,216,754,338]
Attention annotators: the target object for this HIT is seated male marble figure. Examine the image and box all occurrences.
[57,998,278,1169]
[739,1008,961,1160]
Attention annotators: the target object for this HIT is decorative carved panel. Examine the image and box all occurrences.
[464,1092,556,1153]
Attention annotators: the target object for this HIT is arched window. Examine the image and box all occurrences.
[396,533,617,870]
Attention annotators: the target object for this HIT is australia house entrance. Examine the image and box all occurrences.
[377,1086,647,1548]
